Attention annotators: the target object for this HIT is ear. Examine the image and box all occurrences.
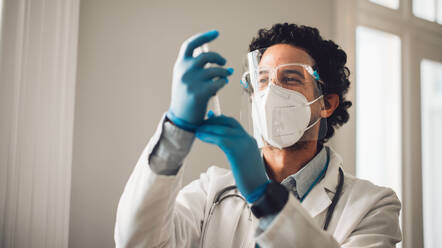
[320,94,339,118]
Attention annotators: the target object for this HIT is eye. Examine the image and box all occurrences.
[259,76,269,84]
[280,75,303,85]
[258,80,268,91]
[257,71,270,85]
[278,67,306,85]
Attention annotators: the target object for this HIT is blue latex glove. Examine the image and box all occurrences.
[196,113,270,203]
[167,30,234,132]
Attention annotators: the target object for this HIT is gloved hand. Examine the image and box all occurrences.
[196,113,270,203]
[167,30,234,131]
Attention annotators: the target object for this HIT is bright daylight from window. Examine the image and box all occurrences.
[421,59,442,248]
[413,0,442,24]
[356,26,402,200]
[370,0,400,9]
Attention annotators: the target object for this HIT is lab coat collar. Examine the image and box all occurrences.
[281,147,327,200]
[322,146,344,194]
[301,146,343,218]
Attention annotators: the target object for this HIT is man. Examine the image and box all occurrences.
[114,23,402,247]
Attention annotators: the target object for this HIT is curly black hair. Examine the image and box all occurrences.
[249,23,352,143]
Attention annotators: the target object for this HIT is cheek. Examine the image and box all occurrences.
[302,86,317,102]
[311,101,325,118]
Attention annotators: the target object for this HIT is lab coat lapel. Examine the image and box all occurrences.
[301,181,332,218]
[301,148,342,218]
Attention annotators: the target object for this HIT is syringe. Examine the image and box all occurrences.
[193,44,222,116]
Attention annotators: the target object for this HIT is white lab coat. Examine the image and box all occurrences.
[114,121,402,248]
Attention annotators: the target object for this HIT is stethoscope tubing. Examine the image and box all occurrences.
[201,167,345,246]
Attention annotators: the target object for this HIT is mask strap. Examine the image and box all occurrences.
[306,95,324,105]
[304,95,324,132]
[304,117,321,132]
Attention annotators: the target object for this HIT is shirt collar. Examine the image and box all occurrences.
[280,146,328,200]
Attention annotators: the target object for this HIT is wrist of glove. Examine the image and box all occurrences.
[166,109,201,132]
[251,181,289,218]
[246,180,271,203]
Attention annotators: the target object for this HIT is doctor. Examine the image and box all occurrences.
[114,23,402,247]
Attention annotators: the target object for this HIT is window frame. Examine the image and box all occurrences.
[333,0,442,247]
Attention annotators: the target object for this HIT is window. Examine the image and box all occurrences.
[421,59,442,248]
[336,0,442,247]
[356,26,402,199]
[370,0,400,9]
[413,0,442,24]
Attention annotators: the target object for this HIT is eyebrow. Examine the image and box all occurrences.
[258,70,269,75]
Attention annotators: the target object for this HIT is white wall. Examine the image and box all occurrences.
[70,0,335,247]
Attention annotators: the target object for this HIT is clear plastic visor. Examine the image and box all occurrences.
[240,48,327,149]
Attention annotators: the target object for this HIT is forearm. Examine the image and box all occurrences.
[115,114,195,247]
[149,116,195,175]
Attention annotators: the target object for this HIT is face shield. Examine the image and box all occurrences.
[240,48,327,149]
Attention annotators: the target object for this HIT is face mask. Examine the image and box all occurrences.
[252,83,323,149]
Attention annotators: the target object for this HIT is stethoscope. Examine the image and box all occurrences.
[200,157,345,247]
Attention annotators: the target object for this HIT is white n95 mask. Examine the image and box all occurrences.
[240,48,328,149]
[251,83,323,149]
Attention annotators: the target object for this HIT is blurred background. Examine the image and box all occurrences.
[0,0,441,247]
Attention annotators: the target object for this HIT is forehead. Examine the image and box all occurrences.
[259,44,315,67]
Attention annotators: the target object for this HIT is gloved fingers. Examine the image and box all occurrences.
[195,130,233,151]
[204,77,229,96]
[194,132,221,146]
[201,67,233,80]
[181,30,219,58]
[194,52,227,68]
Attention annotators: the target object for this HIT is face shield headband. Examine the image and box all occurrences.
[239,48,327,149]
